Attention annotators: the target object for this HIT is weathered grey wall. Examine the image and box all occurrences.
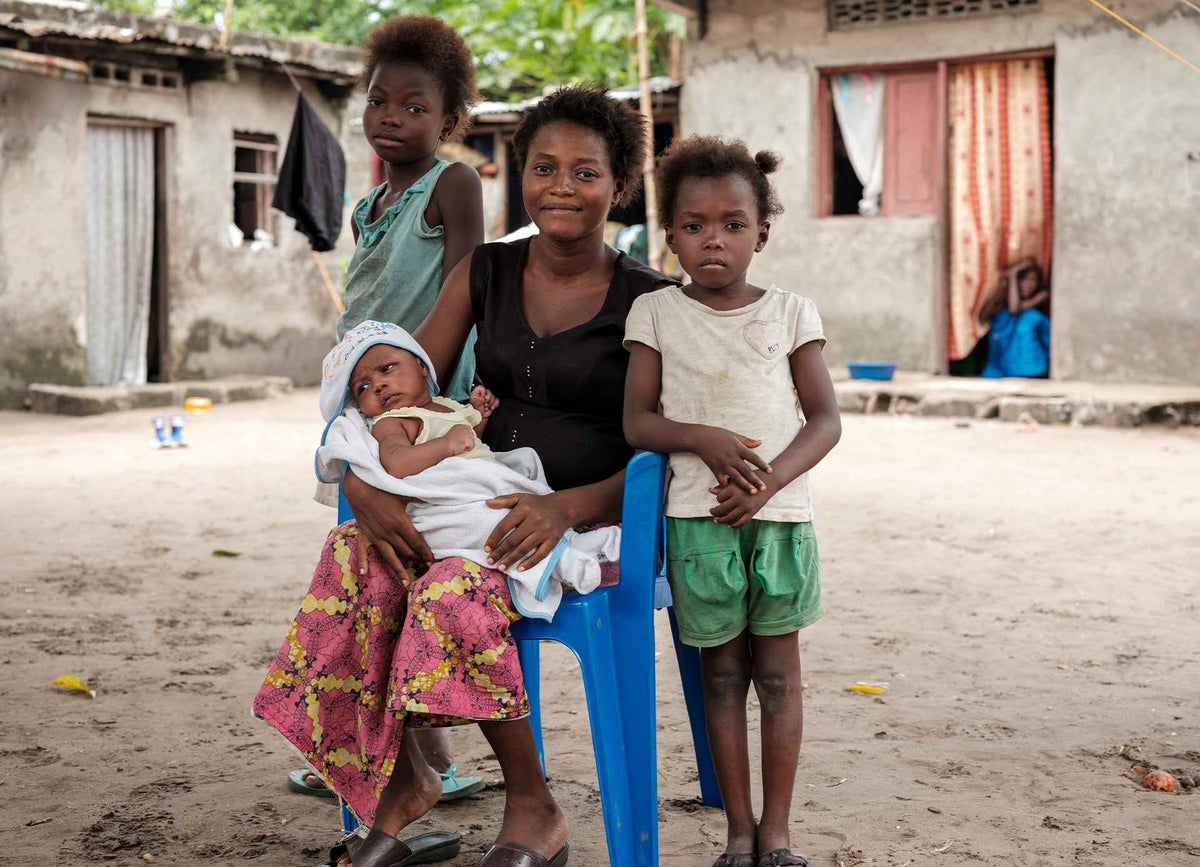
[1052,15,1200,382]
[0,64,370,405]
[682,0,1198,381]
[0,67,91,402]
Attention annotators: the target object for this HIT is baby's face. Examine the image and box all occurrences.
[349,345,430,417]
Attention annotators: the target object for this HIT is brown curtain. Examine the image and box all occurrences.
[947,59,1052,361]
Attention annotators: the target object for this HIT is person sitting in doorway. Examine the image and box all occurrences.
[979,257,1050,379]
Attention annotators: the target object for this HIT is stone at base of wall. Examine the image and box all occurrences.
[26,375,293,416]
[834,373,1200,429]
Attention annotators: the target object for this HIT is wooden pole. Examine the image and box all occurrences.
[312,250,345,314]
[219,0,234,51]
[633,0,662,271]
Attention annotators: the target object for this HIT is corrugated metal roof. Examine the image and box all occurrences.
[472,76,681,118]
[0,0,360,79]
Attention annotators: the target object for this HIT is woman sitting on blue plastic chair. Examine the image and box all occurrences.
[253,86,677,867]
[979,257,1051,379]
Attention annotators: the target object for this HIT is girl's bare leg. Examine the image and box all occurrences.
[750,631,803,855]
[701,630,756,856]
[478,717,569,858]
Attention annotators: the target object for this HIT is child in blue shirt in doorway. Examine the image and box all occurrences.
[979,257,1051,378]
[624,137,841,867]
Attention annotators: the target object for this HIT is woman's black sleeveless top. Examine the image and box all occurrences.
[469,237,674,490]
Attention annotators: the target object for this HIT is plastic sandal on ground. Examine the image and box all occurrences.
[437,764,485,801]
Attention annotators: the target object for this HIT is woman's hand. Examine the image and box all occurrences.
[688,426,772,494]
[343,470,433,578]
[484,492,573,572]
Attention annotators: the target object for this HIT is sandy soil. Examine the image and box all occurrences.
[2,391,1198,866]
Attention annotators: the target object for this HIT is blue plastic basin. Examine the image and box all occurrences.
[847,361,897,381]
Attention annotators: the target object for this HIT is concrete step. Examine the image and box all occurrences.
[833,372,1200,427]
[26,375,293,416]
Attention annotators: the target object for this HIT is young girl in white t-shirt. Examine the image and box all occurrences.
[623,136,842,867]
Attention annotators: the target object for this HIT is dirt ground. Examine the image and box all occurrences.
[3,391,1198,866]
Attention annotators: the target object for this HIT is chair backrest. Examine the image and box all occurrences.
[610,450,669,624]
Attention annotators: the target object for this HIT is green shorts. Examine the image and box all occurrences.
[666,517,823,647]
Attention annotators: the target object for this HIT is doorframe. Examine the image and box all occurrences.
[86,116,172,381]
[938,50,1055,374]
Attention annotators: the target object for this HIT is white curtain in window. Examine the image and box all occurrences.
[831,73,885,216]
[85,124,155,386]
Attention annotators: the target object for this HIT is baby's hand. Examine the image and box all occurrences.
[470,385,500,419]
[442,424,476,456]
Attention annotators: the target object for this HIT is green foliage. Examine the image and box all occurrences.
[90,0,685,100]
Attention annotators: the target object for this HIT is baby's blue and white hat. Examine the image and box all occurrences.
[318,320,440,434]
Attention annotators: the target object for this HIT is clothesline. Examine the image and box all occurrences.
[1084,0,1200,77]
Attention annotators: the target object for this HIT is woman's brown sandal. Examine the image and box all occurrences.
[757,850,809,866]
[326,828,461,867]
[476,841,569,867]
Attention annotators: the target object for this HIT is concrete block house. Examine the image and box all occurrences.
[654,0,1199,382]
[0,0,371,405]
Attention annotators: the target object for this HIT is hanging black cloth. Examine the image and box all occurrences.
[272,93,346,252]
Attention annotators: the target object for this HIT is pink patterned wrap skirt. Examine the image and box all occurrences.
[252,521,528,824]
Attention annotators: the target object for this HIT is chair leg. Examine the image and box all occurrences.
[516,639,546,779]
[669,609,724,809]
[340,800,359,836]
[574,626,640,867]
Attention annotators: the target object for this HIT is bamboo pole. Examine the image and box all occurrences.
[312,250,346,314]
[633,0,662,270]
[219,0,234,51]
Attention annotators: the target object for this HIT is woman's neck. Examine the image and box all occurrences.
[528,230,611,281]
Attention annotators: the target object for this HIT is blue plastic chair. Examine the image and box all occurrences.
[335,452,722,859]
[511,451,721,867]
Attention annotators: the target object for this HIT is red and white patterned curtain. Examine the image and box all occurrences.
[947,59,1053,360]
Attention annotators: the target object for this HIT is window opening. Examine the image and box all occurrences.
[831,112,865,216]
[232,133,279,247]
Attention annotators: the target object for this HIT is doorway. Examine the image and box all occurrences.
[84,119,169,386]
[945,56,1054,377]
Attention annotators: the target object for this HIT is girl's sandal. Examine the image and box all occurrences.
[757,850,810,867]
[713,854,756,867]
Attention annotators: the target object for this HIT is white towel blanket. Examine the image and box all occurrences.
[316,408,620,620]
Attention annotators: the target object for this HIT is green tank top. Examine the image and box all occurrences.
[337,159,476,401]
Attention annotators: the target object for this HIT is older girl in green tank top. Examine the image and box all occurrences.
[339,16,484,401]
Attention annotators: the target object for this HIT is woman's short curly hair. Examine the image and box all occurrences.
[512,85,648,207]
[656,135,785,227]
[360,16,479,140]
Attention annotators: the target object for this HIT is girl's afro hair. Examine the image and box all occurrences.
[360,16,479,140]
[656,135,784,226]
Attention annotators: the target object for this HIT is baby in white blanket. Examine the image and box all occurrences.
[316,320,619,620]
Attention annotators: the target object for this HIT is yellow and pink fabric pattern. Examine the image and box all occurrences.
[252,522,528,824]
